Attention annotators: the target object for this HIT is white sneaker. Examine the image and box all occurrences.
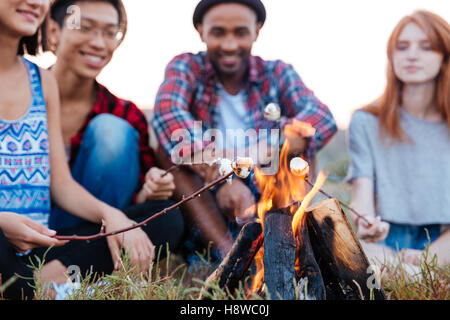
[52,281,81,300]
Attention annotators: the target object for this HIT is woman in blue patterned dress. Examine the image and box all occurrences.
[0,0,155,299]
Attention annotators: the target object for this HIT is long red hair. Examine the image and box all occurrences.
[363,10,450,142]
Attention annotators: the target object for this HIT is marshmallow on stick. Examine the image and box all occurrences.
[264,103,281,121]
[232,157,254,179]
[218,158,233,176]
[290,157,309,177]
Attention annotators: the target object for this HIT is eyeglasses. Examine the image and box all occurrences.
[75,23,123,44]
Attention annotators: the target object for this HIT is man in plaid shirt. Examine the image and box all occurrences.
[152,0,337,259]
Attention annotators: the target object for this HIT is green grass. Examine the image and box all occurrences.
[1,186,448,300]
[1,240,448,300]
[6,245,264,301]
[380,245,450,300]
[1,130,448,300]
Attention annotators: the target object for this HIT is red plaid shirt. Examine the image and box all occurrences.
[152,52,337,161]
[69,82,155,199]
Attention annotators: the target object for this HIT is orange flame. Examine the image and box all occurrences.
[254,141,307,221]
[292,171,328,235]
[249,121,327,295]
[250,246,264,293]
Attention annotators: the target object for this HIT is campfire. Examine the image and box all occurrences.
[200,122,386,300]
[56,116,386,300]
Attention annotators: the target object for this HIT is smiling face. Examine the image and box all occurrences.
[197,3,261,78]
[50,1,120,79]
[392,22,444,84]
[0,0,49,38]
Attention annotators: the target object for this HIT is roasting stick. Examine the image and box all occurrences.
[54,157,254,241]
[161,163,184,177]
[161,159,225,178]
[54,171,234,241]
[303,179,372,227]
[289,156,372,227]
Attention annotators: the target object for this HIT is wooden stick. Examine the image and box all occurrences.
[161,164,184,177]
[304,179,372,227]
[54,171,234,241]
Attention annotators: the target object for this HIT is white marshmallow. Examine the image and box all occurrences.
[232,157,254,179]
[290,157,309,177]
[218,158,233,176]
[264,103,281,121]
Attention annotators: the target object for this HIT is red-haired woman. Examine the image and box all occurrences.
[349,10,449,267]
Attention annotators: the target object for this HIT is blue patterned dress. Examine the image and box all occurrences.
[0,58,51,227]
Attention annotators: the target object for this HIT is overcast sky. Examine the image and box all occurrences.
[35,0,450,128]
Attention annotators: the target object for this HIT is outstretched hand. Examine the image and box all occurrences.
[0,212,68,253]
[356,215,390,243]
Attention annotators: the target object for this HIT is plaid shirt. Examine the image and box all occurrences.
[69,83,155,197]
[152,51,337,160]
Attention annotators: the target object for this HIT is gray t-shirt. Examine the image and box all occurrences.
[348,109,450,225]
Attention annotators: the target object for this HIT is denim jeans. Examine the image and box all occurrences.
[49,114,140,231]
[381,222,441,251]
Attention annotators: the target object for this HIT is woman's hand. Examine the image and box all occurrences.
[102,208,155,272]
[356,215,390,243]
[136,167,176,203]
[0,212,68,253]
[400,249,422,265]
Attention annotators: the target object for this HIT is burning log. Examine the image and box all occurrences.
[263,208,297,300]
[305,198,386,300]
[295,215,326,300]
[203,198,386,300]
[199,221,263,299]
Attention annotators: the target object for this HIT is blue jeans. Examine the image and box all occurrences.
[49,114,140,231]
[381,222,441,251]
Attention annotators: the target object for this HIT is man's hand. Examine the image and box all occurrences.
[216,179,256,222]
[285,134,307,156]
[137,167,176,203]
[283,120,313,156]
[191,163,220,183]
[102,208,155,273]
[0,212,68,253]
[356,215,390,243]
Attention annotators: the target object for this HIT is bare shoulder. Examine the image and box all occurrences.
[38,68,59,108]
[39,68,57,92]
